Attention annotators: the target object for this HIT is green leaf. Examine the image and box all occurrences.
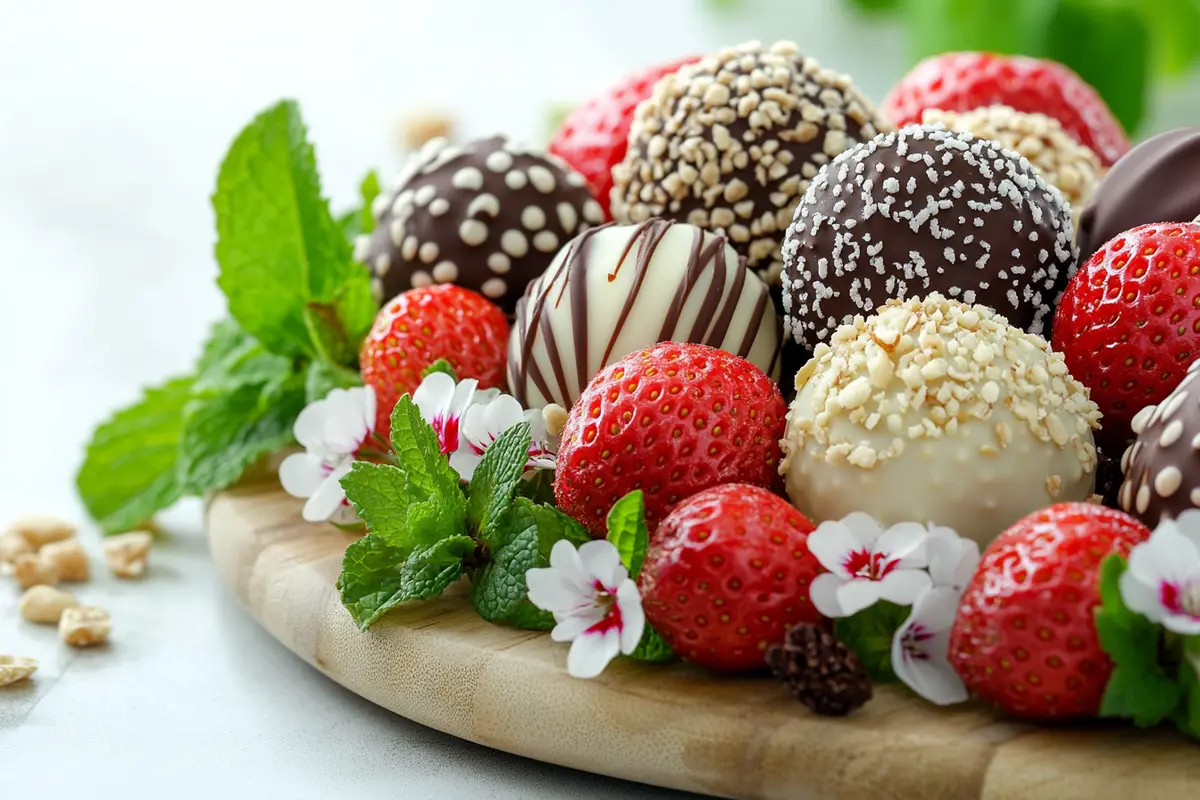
[337,534,409,630]
[193,336,295,395]
[195,319,250,378]
[421,359,458,382]
[212,99,376,362]
[605,490,648,580]
[76,376,193,534]
[357,170,381,237]
[406,494,467,552]
[846,0,901,13]
[389,395,463,501]
[304,359,363,404]
[1143,0,1200,77]
[527,502,592,561]
[339,462,425,546]
[502,599,555,631]
[178,377,306,495]
[466,422,532,543]
[470,497,541,622]
[1045,0,1147,135]
[629,626,676,663]
[1173,645,1200,739]
[1095,555,1182,726]
[901,0,1052,61]
[833,601,911,683]
[519,468,557,506]
[400,535,474,600]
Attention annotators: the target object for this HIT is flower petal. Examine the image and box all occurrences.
[616,579,645,654]
[927,531,980,591]
[876,568,933,607]
[484,394,526,436]
[1173,509,1200,554]
[278,453,327,499]
[448,378,480,420]
[567,628,622,679]
[893,628,968,706]
[412,371,457,421]
[547,540,592,593]
[550,607,606,642]
[1118,568,1166,623]
[840,512,887,548]
[302,462,352,522]
[1161,613,1200,636]
[836,577,883,617]
[448,449,484,483]
[876,522,930,566]
[908,586,962,633]
[292,399,329,450]
[527,567,590,615]
[1129,524,1198,588]
[808,521,860,578]
[809,572,845,617]
[578,540,627,589]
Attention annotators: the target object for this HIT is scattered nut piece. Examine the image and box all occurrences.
[19,585,79,624]
[39,539,89,582]
[0,655,38,686]
[59,606,111,647]
[12,553,59,589]
[397,110,455,151]
[6,514,75,549]
[542,403,569,439]
[0,531,33,563]
[103,531,152,579]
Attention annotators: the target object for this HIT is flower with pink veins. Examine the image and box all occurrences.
[807,512,932,618]
[410,371,482,479]
[525,540,645,679]
[457,394,557,482]
[891,586,969,705]
[1120,510,1200,636]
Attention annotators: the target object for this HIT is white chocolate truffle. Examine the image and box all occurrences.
[508,220,781,410]
[780,294,1100,546]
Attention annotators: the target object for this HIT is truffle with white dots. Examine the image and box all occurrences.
[1120,361,1200,526]
[354,135,606,314]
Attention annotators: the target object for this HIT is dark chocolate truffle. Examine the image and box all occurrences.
[354,135,605,314]
[1078,128,1200,263]
[1119,360,1200,526]
[609,40,889,286]
[780,125,1077,348]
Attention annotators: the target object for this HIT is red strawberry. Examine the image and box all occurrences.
[360,285,508,437]
[882,52,1129,166]
[549,55,697,218]
[639,484,825,672]
[554,342,787,537]
[949,502,1150,720]
[1051,222,1200,450]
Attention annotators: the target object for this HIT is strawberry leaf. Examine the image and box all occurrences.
[605,490,649,580]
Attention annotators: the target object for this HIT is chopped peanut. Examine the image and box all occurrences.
[12,553,58,589]
[39,539,89,582]
[19,585,78,624]
[102,531,152,579]
[6,514,75,549]
[397,110,454,150]
[0,655,38,686]
[59,606,111,647]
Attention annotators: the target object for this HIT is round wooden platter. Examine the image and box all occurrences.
[206,478,1199,800]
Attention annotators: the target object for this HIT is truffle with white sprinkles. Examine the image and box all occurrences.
[1119,361,1200,527]
[780,125,1078,349]
[355,135,605,314]
[610,40,888,286]
[780,294,1100,546]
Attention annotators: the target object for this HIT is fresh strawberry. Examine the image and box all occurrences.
[548,55,697,217]
[639,484,825,672]
[1051,222,1200,450]
[882,52,1129,166]
[360,285,508,438]
[554,342,787,537]
[949,502,1150,720]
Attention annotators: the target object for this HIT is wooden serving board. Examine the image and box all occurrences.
[206,479,1200,800]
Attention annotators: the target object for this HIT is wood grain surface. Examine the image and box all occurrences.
[205,479,1200,800]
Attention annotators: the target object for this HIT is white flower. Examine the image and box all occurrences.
[808,512,932,618]
[525,540,645,679]
[892,586,969,706]
[411,371,480,477]
[1119,511,1200,635]
[926,526,980,593]
[279,386,376,523]
[457,394,558,482]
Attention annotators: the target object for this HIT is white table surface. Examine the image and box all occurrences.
[1,2,1196,797]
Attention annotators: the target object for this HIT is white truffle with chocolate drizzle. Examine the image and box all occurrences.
[610,40,888,285]
[354,135,605,313]
[1119,360,1200,527]
[509,220,781,410]
[780,294,1100,546]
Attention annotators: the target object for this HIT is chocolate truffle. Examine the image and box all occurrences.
[781,126,1077,349]
[508,220,781,410]
[354,135,605,314]
[780,294,1100,547]
[609,40,889,285]
[921,106,1103,220]
[1078,128,1200,263]
[1119,361,1200,526]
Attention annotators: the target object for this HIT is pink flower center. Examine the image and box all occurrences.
[900,623,936,662]
[1161,580,1200,619]
[843,548,899,581]
[430,413,461,455]
[584,581,624,636]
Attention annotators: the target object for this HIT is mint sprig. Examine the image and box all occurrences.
[467,422,532,542]
[833,601,911,683]
[603,491,676,664]
[471,497,542,623]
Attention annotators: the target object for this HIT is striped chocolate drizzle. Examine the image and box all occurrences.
[508,219,779,407]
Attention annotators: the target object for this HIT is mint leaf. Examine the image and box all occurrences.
[76,377,193,534]
[338,170,383,242]
[305,359,362,404]
[904,0,1051,61]
[466,422,532,543]
[193,335,295,395]
[1174,646,1200,739]
[406,494,467,552]
[605,490,648,579]
[337,534,408,630]
[502,600,554,631]
[421,359,458,382]
[213,100,376,362]
[527,502,591,560]
[519,469,557,506]
[1096,554,1182,726]
[400,535,474,600]
[833,601,910,683]
[389,395,463,500]
[195,319,251,378]
[471,497,541,622]
[629,626,676,663]
[340,462,424,546]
